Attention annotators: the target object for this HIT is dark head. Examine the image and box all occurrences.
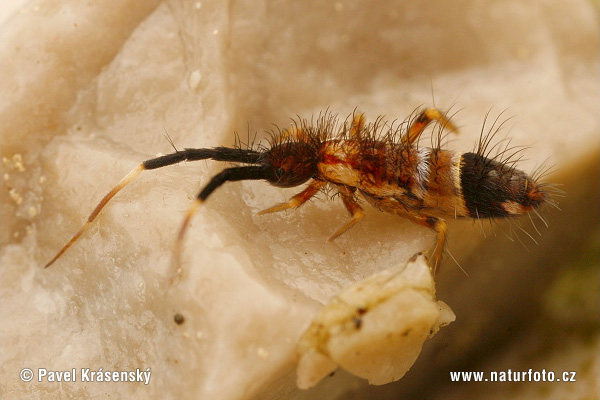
[460,152,546,218]
[263,142,319,188]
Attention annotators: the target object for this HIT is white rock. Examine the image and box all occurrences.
[297,254,455,388]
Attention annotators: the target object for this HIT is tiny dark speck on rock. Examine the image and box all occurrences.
[174,313,185,325]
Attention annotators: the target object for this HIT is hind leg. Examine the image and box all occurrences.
[361,195,447,274]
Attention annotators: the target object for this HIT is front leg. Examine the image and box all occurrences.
[258,179,326,215]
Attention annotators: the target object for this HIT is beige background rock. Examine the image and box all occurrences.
[1,1,598,399]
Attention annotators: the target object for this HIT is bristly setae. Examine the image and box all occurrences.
[43,108,556,274]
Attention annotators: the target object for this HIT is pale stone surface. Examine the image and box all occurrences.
[297,254,455,388]
[1,1,598,399]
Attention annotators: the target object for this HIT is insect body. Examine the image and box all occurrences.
[44,108,549,273]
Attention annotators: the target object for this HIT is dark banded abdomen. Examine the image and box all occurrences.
[459,152,545,218]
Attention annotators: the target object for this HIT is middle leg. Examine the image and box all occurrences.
[327,185,366,242]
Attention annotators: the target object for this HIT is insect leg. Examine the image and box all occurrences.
[427,217,447,275]
[257,179,326,215]
[398,210,447,275]
[360,194,448,274]
[349,113,366,138]
[327,185,365,241]
[402,108,458,146]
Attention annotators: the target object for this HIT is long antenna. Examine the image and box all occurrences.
[43,164,145,268]
[44,148,264,268]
